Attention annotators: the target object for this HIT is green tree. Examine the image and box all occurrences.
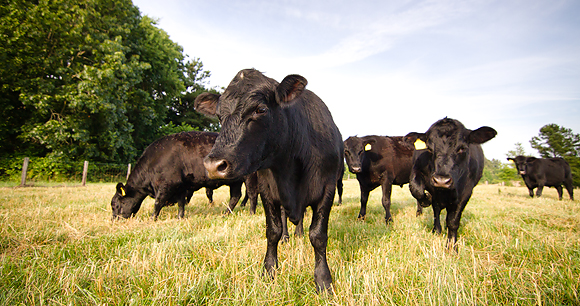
[0,0,217,164]
[530,124,580,186]
[506,142,527,158]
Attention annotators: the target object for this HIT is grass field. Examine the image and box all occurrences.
[1,180,578,305]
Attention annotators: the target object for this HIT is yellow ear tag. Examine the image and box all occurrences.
[120,187,126,197]
[364,143,372,151]
[414,139,427,150]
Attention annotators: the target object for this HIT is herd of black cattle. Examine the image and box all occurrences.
[110,69,574,293]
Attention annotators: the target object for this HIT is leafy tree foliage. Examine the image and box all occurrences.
[0,0,216,164]
[530,124,580,186]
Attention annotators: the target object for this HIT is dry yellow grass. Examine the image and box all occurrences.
[1,180,578,305]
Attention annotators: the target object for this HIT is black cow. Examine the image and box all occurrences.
[405,118,496,249]
[507,156,574,200]
[111,131,245,220]
[194,69,343,293]
[344,135,423,224]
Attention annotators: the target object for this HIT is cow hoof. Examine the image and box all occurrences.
[416,210,423,217]
[357,215,366,221]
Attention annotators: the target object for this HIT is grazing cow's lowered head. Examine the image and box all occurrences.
[507,155,531,175]
[194,69,307,180]
[343,136,375,173]
[111,183,141,219]
[408,118,497,191]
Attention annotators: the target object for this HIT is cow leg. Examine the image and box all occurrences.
[225,181,244,214]
[262,200,283,279]
[445,205,463,251]
[432,205,442,234]
[555,185,564,200]
[527,187,534,198]
[206,188,214,205]
[151,199,164,221]
[409,171,431,207]
[177,197,186,219]
[381,182,393,224]
[358,187,370,220]
[564,181,574,200]
[281,208,290,242]
[294,212,304,237]
[309,187,334,293]
[336,178,343,206]
[536,185,544,197]
[416,201,423,216]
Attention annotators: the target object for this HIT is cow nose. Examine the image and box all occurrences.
[204,158,230,179]
[432,175,453,188]
[519,170,526,175]
[351,166,362,173]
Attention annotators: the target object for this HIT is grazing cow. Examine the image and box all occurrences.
[405,118,496,249]
[111,131,245,220]
[344,135,423,224]
[194,69,343,293]
[507,156,574,200]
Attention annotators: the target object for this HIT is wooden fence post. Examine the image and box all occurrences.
[20,157,29,187]
[82,161,89,186]
[126,163,131,181]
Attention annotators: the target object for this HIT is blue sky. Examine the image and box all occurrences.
[133,0,580,160]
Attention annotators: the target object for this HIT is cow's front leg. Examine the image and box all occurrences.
[263,200,282,279]
[205,188,214,205]
[177,197,186,219]
[151,199,163,221]
[225,181,243,214]
[416,201,423,216]
[309,187,334,293]
[528,187,534,198]
[432,205,442,234]
[358,187,370,220]
[445,205,464,252]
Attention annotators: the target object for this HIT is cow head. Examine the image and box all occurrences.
[343,136,375,173]
[409,118,496,190]
[194,69,307,180]
[111,183,142,219]
[507,155,534,175]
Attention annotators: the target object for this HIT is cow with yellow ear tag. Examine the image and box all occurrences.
[344,135,424,224]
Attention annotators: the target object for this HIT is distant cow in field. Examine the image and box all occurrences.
[344,135,423,224]
[111,131,246,220]
[507,156,574,200]
[405,118,496,249]
[194,68,343,293]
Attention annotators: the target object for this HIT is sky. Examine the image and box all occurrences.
[132,0,580,161]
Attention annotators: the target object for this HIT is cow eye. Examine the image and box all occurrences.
[255,105,268,114]
[457,146,467,154]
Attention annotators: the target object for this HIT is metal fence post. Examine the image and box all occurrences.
[82,161,89,186]
[20,157,29,187]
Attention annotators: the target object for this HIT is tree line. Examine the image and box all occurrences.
[0,0,219,166]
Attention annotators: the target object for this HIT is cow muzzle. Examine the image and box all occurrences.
[432,175,453,189]
[204,157,230,180]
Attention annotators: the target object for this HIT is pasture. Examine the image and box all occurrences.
[1,180,578,305]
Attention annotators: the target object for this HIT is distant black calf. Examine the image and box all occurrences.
[111,131,245,220]
[507,156,574,200]
[194,69,343,293]
[406,118,496,249]
[344,135,423,224]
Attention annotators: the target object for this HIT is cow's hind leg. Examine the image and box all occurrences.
[555,185,564,200]
[381,182,393,224]
[309,186,334,293]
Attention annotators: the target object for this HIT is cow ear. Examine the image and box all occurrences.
[507,157,514,162]
[194,92,221,117]
[468,126,497,144]
[277,74,307,105]
[404,132,426,144]
[116,183,126,197]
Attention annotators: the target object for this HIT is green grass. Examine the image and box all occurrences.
[1,181,578,305]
